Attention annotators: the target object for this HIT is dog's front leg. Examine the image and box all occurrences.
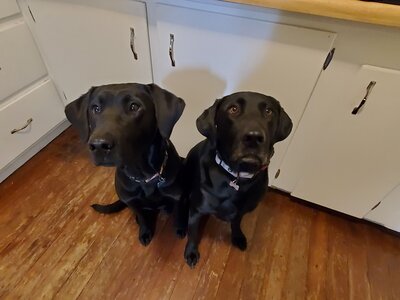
[184,209,203,268]
[231,214,247,251]
[173,197,188,238]
[128,205,158,246]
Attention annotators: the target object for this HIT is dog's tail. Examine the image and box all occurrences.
[91,200,127,214]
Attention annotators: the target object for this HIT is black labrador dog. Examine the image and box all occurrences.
[65,83,186,246]
[180,92,293,267]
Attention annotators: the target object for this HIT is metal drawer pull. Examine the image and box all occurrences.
[130,27,138,60]
[169,33,175,67]
[352,81,376,115]
[11,118,33,134]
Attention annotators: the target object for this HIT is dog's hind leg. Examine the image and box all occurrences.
[91,200,127,214]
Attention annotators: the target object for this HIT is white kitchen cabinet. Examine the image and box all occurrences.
[150,3,335,183]
[365,184,400,232]
[285,65,400,218]
[0,79,65,170]
[0,21,47,103]
[0,0,20,19]
[25,0,152,103]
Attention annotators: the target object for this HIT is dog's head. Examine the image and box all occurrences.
[197,92,292,173]
[65,83,185,167]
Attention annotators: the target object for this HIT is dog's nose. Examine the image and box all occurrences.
[243,131,265,147]
[89,138,115,152]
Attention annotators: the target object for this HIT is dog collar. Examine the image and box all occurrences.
[128,148,169,186]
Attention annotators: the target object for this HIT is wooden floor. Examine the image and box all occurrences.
[1,128,400,299]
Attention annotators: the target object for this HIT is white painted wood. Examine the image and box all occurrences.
[0,21,47,103]
[289,66,400,218]
[364,184,400,232]
[0,119,69,183]
[26,0,152,103]
[0,0,20,19]
[0,78,65,170]
[151,4,335,182]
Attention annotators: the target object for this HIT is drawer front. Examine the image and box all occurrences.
[0,0,20,19]
[0,21,47,103]
[0,79,65,170]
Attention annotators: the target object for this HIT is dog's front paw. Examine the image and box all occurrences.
[184,246,200,268]
[231,233,247,251]
[138,227,154,246]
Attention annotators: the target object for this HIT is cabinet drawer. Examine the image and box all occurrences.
[0,21,47,103]
[0,79,65,170]
[0,0,20,19]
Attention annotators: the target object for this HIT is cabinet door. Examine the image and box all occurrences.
[152,4,335,182]
[26,0,152,102]
[364,184,400,232]
[0,21,47,103]
[290,66,400,217]
[0,0,20,19]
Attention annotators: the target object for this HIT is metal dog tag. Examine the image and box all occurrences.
[229,180,239,191]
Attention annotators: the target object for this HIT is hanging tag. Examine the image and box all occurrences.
[229,180,239,191]
[157,177,166,188]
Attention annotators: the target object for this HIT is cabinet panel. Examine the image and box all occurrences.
[290,66,400,217]
[0,21,47,103]
[364,184,400,232]
[0,79,65,170]
[0,0,20,19]
[152,4,335,182]
[27,0,152,102]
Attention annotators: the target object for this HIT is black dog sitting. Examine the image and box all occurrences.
[65,83,186,246]
[180,92,293,267]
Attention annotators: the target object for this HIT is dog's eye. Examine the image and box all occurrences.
[91,105,101,114]
[228,105,240,115]
[265,108,272,116]
[129,103,140,112]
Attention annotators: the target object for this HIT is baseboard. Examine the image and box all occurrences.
[0,119,70,183]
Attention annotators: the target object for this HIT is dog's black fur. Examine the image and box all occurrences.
[179,92,293,267]
[65,83,186,246]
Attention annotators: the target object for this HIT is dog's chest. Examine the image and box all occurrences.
[199,185,242,221]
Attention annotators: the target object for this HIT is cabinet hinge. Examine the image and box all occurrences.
[274,169,281,179]
[323,48,335,70]
[62,91,67,101]
[370,201,382,211]
[28,5,36,23]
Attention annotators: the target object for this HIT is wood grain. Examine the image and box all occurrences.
[1,127,400,299]
[223,0,400,28]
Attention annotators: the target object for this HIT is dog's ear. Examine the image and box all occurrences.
[65,87,94,142]
[274,106,293,143]
[147,84,185,139]
[196,98,222,145]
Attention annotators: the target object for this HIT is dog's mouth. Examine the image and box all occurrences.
[237,155,263,173]
[90,153,117,167]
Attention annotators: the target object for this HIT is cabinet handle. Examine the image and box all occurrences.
[169,34,175,67]
[130,27,138,60]
[352,81,376,115]
[11,118,33,134]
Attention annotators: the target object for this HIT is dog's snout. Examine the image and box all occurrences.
[89,138,115,152]
[243,131,265,147]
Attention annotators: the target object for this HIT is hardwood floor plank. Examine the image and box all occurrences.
[54,212,131,299]
[281,203,314,300]
[306,212,329,300]
[169,217,221,300]
[215,204,261,300]
[238,196,280,300]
